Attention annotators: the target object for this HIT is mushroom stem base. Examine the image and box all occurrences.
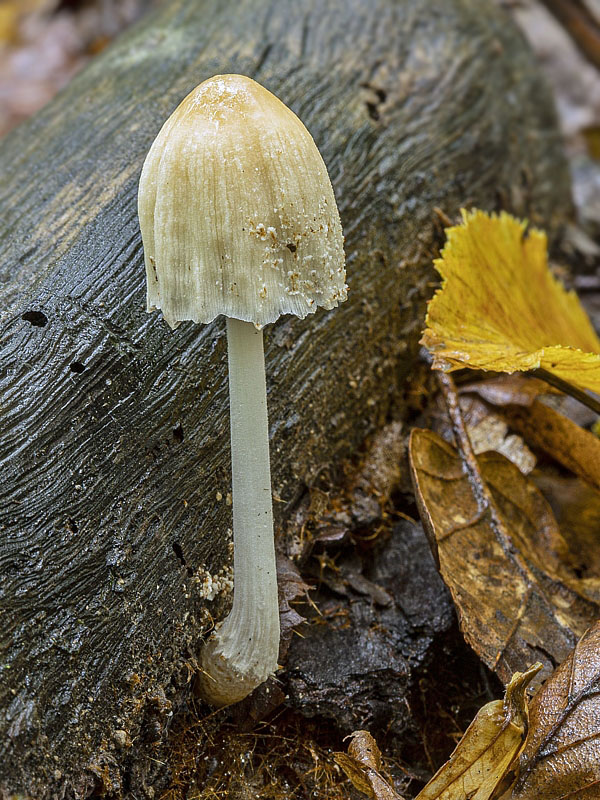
[197,624,279,707]
[197,318,280,706]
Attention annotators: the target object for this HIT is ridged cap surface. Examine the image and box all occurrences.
[138,74,346,328]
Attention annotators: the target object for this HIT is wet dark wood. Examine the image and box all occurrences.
[286,519,457,734]
[0,0,571,795]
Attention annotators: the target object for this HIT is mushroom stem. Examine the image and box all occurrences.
[198,317,280,706]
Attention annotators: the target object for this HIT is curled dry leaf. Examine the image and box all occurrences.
[415,663,541,800]
[276,555,313,660]
[421,209,600,393]
[460,375,557,408]
[408,429,600,683]
[432,392,537,474]
[499,401,600,494]
[512,621,600,799]
[334,730,403,800]
[534,474,600,580]
[462,377,600,493]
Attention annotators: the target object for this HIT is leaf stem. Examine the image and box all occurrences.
[532,368,600,417]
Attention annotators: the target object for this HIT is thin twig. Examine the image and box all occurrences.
[539,0,600,72]
[436,370,488,515]
[435,371,532,571]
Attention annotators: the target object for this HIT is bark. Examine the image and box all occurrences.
[0,0,571,796]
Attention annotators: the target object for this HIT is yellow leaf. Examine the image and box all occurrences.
[421,209,600,393]
[0,0,54,44]
[414,664,542,800]
[0,4,20,43]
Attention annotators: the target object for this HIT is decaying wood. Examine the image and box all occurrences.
[0,0,571,795]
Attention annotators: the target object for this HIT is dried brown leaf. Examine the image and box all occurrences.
[334,730,403,800]
[408,429,600,683]
[434,393,537,475]
[533,474,600,580]
[512,622,600,799]
[480,459,600,601]
[500,401,600,493]
[276,555,312,659]
[462,377,600,491]
[460,375,557,407]
[349,420,405,503]
[415,664,541,800]
[463,374,598,428]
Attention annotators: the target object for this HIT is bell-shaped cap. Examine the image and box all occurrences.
[138,74,346,329]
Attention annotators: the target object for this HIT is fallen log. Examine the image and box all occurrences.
[0,0,571,796]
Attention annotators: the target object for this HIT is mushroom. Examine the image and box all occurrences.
[138,74,346,706]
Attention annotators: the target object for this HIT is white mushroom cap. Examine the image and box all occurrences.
[138,74,346,329]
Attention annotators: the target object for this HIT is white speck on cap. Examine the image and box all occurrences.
[138,74,346,328]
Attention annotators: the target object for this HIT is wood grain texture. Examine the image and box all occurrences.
[0,0,571,795]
